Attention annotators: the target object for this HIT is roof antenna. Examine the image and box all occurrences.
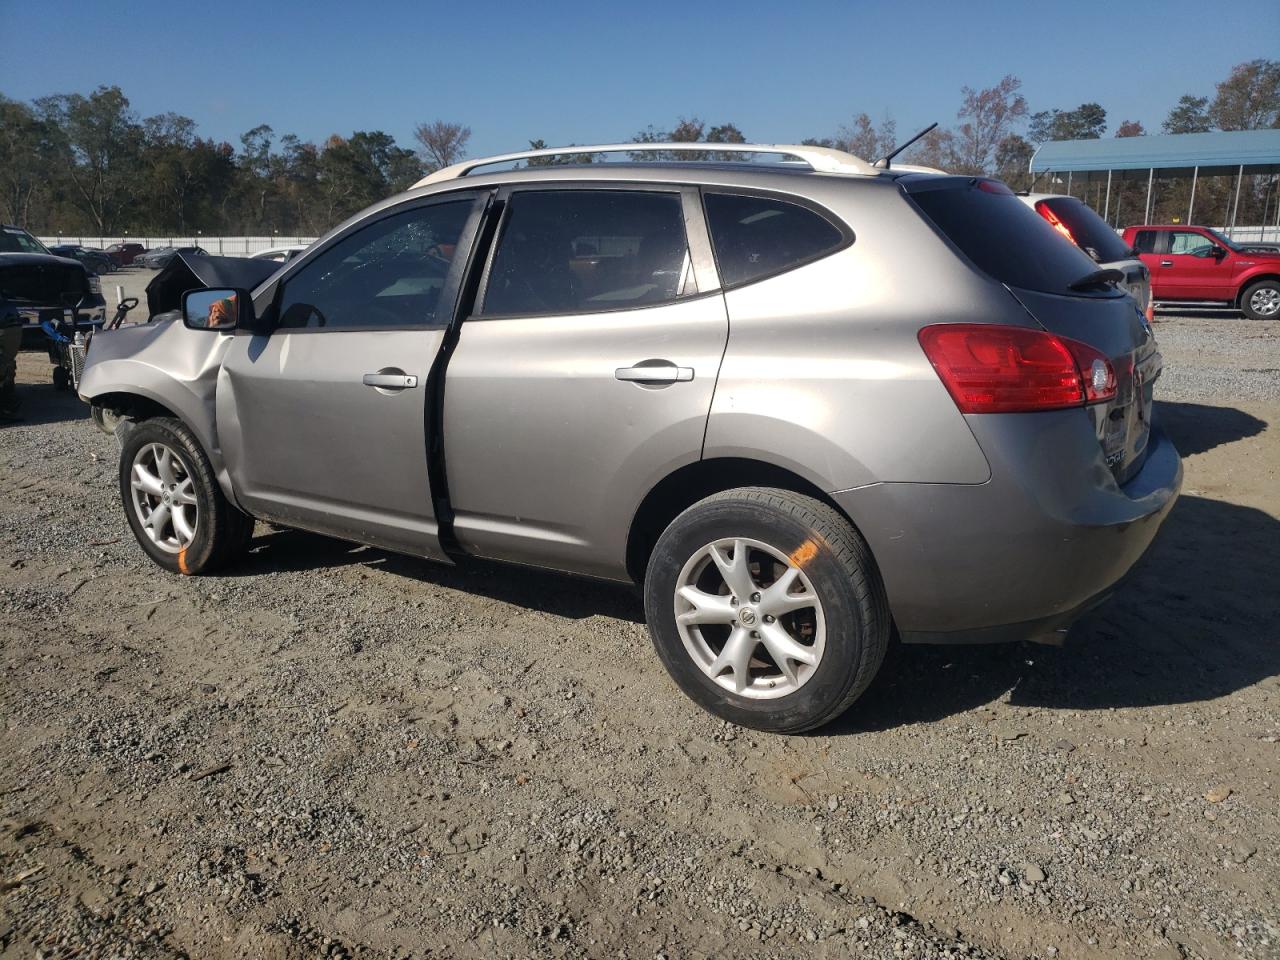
[875,122,939,169]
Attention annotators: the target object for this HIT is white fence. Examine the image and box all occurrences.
[37,236,318,257]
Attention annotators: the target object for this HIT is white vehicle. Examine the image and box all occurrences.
[250,245,307,263]
[1018,193,1152,320]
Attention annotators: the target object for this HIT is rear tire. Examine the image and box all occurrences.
[643,487,889,733]
[1241,279,1280,321]
[118,418,254,575]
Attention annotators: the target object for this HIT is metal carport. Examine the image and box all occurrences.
[1029,129,1280,230]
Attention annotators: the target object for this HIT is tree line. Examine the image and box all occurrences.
[1,59,1275,237]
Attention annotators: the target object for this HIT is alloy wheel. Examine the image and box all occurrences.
[129,442,198,554]
[1249,286,1280,318]
[673,537,826,699]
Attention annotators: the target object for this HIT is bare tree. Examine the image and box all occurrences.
[904,126,958,171]
[413,121,471,172]
[953,75,1027,175]
[834,113,897,161]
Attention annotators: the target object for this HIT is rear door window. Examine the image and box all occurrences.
[481,190,691,316]
[1131,230,1160,254]
[907,179,1107,296]
[703,192,845,287]
[1033,197,1130,263]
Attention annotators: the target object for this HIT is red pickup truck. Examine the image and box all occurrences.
[1121,224,1280,320]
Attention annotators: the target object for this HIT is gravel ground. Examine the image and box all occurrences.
[1,290,1277,959]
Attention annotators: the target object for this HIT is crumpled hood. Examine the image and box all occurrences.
[145,253,282,317]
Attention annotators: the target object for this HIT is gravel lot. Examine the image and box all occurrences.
[2,271,1277,959]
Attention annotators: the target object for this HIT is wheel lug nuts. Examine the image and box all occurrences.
[730,596,737,605]
[750,592,761,603]
[764,615,775,623]
[751,630,760,639]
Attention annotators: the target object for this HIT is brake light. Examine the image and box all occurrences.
[976,179,1014,195]
[1035,201,1075,245]
[918,323,1117,413]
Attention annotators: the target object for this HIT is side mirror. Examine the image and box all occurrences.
[182,288,253,331]
[1212,245,1228,259]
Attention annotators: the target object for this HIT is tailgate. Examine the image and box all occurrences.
[1007,286,1159,484]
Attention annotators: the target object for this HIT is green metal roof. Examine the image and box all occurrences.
[1030,129,1280,179]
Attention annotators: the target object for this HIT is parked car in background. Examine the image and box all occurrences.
[136,246,208,270]
[1122,224,1280,320]
[105,242,147,267]
[47,244,114,275]
[1020,194,1151,321]
[250,245,307,263]
[0,224,107,348]
[80,142,1180,733]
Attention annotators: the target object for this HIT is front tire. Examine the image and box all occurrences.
[644,487,889,733]
[1242,279,1280,321]
[118,418,254,575]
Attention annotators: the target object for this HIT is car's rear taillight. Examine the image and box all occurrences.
[918,323,1116,414]
[1034,200,1075,245]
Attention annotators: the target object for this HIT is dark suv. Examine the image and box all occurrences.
[0,225,107,347]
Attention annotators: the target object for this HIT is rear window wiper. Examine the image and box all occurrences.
[1068,267,1125,292]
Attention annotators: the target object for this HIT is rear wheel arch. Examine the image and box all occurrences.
[625,457,873,585]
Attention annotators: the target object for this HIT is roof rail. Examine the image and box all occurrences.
[411,142,878,188]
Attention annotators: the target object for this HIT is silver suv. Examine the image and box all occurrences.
[1017,192,1152,322]
[80,143,1182,733]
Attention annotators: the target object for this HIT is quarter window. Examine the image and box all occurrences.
[481,190,691,316]
[703,192,845,287]
[277,200,472,330]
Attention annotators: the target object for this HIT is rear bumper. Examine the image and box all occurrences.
[832,414,1182,644]
[17,302,107,349]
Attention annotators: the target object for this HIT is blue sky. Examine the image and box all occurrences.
[3,0,1277,157]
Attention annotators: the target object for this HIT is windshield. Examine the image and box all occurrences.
[0,227,50,255]
[1204,228,1241,252]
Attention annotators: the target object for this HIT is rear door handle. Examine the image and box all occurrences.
[1159,260,1174,267]
[615,363,694,384]
[362,372,418,389]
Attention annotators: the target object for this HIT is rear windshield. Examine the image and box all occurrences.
[908,180,1105,296]
[1034,197,1131,263]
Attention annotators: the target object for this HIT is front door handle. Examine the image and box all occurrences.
[1159,260,1174,267]
[362,372,418,389]
[615,363,694,384]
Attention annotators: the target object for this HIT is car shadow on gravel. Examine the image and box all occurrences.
[234,526,646,623]
[4,377,90,427]
[1155,400,1267,457]
[829,492,1280,734]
